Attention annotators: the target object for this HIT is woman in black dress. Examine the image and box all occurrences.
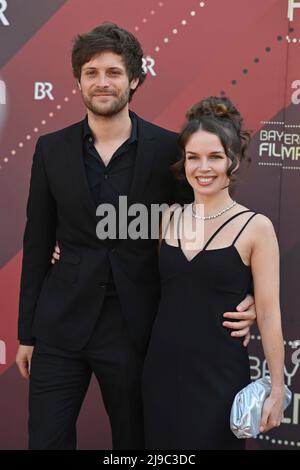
[142,97,285,450]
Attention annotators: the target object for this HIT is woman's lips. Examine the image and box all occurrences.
[196,176,216,186]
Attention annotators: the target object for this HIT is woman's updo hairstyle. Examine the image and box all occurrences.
[173,96,251,189]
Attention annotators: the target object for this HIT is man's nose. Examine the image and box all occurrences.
[96,73,109,87]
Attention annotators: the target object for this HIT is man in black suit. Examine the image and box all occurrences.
[16,23,255,449]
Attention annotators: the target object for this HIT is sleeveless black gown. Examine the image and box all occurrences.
[142,210,257,450]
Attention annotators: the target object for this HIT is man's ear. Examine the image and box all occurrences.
[77,80,82,91]
[130,78,139,91]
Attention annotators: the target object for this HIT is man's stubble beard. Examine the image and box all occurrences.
[82,87,131,117]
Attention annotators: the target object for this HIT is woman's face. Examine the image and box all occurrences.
[184,130,232,197]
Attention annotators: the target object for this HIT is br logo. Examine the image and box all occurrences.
[0,0,9,26]
[34,82,54,101]
[142,57,156,77]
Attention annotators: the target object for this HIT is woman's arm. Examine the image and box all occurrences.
[251,215,285,432]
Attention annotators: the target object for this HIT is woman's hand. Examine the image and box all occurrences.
[260,390,284,433]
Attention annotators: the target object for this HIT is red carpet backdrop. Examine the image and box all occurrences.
[0,0,299,450]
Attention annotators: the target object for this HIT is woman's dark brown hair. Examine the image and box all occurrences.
[173,96,251,189]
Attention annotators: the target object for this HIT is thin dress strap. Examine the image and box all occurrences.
[232,212,258,246]
[203,210,252,251]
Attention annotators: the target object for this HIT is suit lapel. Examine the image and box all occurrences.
[66,120,97,220]
[128,114,157,205]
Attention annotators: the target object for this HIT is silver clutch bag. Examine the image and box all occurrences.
[230,376,292,439]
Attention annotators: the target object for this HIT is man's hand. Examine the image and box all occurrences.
[16,345,34,379]
[223,294,256,347]
[51,243,60,264]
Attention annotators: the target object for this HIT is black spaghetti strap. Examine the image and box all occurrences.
[203,210,251,251]
[232,212,257,246]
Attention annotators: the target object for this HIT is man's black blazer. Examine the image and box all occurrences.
[18,112,191,353]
